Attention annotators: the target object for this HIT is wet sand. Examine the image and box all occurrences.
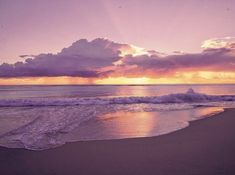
[0,108,235,175]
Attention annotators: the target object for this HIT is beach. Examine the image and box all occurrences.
[0,108,235,175]
[1,0,235,174]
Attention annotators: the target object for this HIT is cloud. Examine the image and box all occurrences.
[0,38,130,78]
[1,37,235,79]
[19,55,37,59]
[201,37,235,49]
[115,39,235,77]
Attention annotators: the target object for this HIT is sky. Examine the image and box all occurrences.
[0,0,235,84]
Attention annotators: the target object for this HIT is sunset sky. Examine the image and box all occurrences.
[0,0,235,84]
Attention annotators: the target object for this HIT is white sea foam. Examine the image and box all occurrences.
[0,105,108,150]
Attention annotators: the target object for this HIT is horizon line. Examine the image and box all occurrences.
[1,83,235,86]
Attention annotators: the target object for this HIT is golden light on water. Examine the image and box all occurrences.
[98,112,156,137]
[96,107,223,139]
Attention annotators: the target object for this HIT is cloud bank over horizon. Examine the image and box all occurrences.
[0,38,131,78]
[1,37,235,82]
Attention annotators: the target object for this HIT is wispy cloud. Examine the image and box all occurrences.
[201,37,235,49]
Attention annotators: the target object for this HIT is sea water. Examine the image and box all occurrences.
[0,84,235,150]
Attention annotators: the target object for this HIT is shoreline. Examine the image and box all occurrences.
[1,108,235,175]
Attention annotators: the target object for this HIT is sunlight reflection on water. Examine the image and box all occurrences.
[67,107,223,141]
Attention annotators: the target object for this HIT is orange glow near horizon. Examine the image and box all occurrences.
[0,77,94,85]
[1,71,235,85]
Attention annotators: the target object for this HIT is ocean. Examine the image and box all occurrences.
[0,84,235,150]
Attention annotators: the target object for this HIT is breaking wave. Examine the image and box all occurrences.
[1,88,235,107]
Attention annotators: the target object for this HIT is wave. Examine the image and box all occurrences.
[0,88,232,150]
[1,88,235,107]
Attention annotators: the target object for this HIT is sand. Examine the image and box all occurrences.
[0,108,235,175]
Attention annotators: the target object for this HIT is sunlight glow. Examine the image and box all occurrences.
[0,77,93,85]
[95,77,153,84]
[1,71,235,85]
[119,45,149,57]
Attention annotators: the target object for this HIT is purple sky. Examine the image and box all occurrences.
[1,0,235,64]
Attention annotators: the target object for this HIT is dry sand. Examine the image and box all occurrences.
[1,108,235,175]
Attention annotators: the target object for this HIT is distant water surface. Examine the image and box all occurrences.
[1,84,235,99]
